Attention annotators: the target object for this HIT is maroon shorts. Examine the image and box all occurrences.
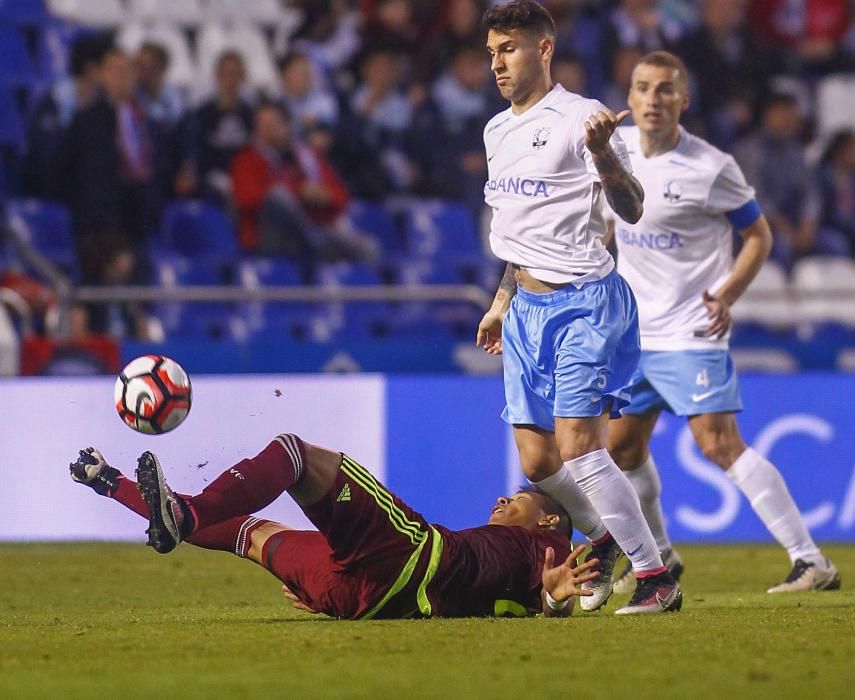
[261,454,433,619]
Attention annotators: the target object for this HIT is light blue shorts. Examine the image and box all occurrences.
[501,269,640,431]
[623,350,743,416]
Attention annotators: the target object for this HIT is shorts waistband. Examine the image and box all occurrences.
[515,268,616,306]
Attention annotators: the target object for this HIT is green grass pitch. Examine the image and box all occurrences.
[1,543,854,699]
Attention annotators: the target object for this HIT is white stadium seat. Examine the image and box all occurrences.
[792,256,855,327]
[815,74,855,137]
[197,20,278,94]
[204,0,283,25]
[48,0,126,28]
[127,0,204,27]
[836,349,855,372]
[730,348,800,374]
[731,260,792,330]
[118,22,197,90]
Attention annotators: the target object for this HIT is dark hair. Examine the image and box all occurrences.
[68,33,113,78]
[820,129,855,166]
[635,50,689,89]
[276,50,309,73]
[217,50,245,70]
[255,99,290,122]
[483,0,556,38]
[762,91,799,112]
[518,484,572,537]
[139,41,170,70]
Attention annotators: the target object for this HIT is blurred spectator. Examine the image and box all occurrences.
[275,51,340,139]
[551,53,587,95]
[279,0,361,75]
[417,0,485,79]
[733,93,848,267]
[23,33,112,198]
[818,130,855,255]
[546,0,608,98]
[601,45,643,113]
[346,48,418,192]
[361,0,422,58]
[411,45,490,213]
[135,42,186,129]
[679,0,771,148]
[231,102,378,278]
[0,296,20,375]
[190,51,254,203]
[750,0,854,76]
[603,0,685,85]
[53,47,168,254]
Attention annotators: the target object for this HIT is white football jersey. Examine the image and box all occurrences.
[610,126,757,350]
[484,84,631,285]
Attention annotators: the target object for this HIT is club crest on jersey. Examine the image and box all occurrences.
[532,127,550,149]
[663,179,682,202]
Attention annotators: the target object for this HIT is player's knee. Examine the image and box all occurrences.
[697,433,746,469]
[608,440,647,469]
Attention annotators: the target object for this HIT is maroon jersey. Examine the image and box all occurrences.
[426,524,573,617]
[262,457,573,619]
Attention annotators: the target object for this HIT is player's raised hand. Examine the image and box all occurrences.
[282,583,319,614]
[542,544,601,603]
[702,289,731,338]
[584,109,630,153]
[476,309,504,354]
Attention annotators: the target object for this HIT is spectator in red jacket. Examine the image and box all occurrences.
[231,102,377,276]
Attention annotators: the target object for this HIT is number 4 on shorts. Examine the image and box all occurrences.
[695,369,709,388]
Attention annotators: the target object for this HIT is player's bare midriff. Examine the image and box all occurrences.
[513,266,570,292]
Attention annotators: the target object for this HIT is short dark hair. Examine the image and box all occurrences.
[276,50,309,73]
[635,50,689,90]
[68,33,113,78]
[519,484,572,537]
[140,41,170,70]
[483,0,556,38]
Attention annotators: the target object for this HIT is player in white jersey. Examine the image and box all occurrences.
[606,51,840,594]
[475,1,682,615]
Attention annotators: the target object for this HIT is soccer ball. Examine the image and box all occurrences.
[114,355,192,434]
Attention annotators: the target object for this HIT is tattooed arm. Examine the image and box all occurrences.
[584,109,644,224]
[476,263,517,355]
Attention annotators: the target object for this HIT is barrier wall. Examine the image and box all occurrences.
[1,374,853,542]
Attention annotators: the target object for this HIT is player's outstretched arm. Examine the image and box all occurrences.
[477,263,517,354]
[541,544,601,618]
[703,215,773,338]
[585,109,644,224]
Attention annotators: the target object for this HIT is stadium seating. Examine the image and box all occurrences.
[347,200,404,254]
[792,256,855,328]
[196,20,277,94]
[0,23,39,85]
[47,0,125,28]
[205,0,282,25]
[4,198,76,277]
[0,85,25,148]
[403,200,482,258]
[157,200,239,262]
[117,21,197,90]
[126,0,203,27]
[731,260,792,330]
[0,0,50,25]
[153,255,237,338]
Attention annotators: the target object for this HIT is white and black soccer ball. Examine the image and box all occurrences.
[114,355,192,434]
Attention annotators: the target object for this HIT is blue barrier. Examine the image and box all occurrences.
[386,374,855,542]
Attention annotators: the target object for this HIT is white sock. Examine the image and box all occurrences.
[564,449,663,573]
[532,466,607,542]
[624,455,672,555]
[727,447,823,566]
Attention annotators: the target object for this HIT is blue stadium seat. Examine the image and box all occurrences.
[159,201,240,261]
[347,200,403,254]
[153,255,237,339]
[5,198,76,276]
[402,200,482,258]
[0,0,50,25]
[0,84,24,148]
[236,258,309,340]
[0,23,38,85]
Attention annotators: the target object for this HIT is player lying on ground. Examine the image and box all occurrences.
[70,435,601,619]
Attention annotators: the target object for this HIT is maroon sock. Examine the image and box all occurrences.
[186,434,306,532]
[187,516,269,557]
[110,476,149,518]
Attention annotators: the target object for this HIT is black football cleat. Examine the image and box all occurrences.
[615,570,683,615]
[136,451,187,554]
